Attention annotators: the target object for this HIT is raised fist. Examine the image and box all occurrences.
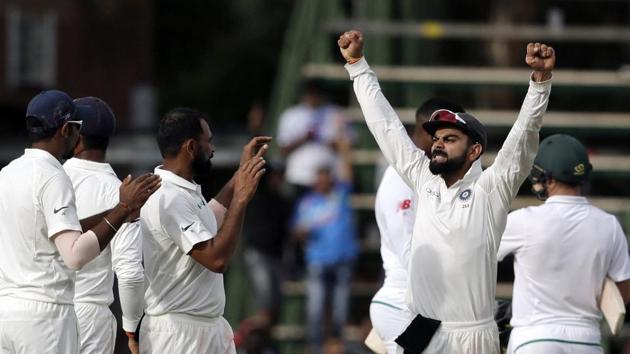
[337,30,364,63]
[526,42,555,79]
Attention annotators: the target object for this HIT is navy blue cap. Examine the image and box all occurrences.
[422,111,488,153]
[73,97,116,137]
[26,90,76,133]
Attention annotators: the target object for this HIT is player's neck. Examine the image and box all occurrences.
[74,149,106,163]
[31,141,63,161]
[548,185,582,197]
[546,178,582,197]
[162,158,194,182]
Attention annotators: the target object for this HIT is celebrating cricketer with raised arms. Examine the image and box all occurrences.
[338,30,555,353]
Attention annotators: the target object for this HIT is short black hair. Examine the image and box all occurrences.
[25,117,59,143]
[81,135,110,151]
[157,107,207,158]
[415,98,465,125]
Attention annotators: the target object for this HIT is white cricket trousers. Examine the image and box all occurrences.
[0,297,79,354]
[140,313,236,354]
[507,324,602,354]
[391,317,499,354]
[369,286,413,354]
[75,303,116,354]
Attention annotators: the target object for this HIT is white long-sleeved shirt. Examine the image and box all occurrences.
[64,158,145,332]
[498,196,630,330]
[346,58,551,323]
[375,166,416,289]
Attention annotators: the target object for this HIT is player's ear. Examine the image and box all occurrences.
[183,138,196,158]
[59,122,73,138]
[468,142,483,161]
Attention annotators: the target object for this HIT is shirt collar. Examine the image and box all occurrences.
[448,159,483,188]
[545,195,589,205]
[154,166,201,193]
[464,160,483,181]
[23,148,62,169]
[64,157,116,176]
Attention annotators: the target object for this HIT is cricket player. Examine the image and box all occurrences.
[370,98,464,353]
[338,30,554,353]
[0,90,160,353]
[64,97,144,354]
[139,108,270,354]
[498,134,630,354]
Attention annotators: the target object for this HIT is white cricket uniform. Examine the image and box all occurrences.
[370,166,415,354]
[346,58,551,353]
[63,158,145,354]
[0,149,82,353]
[139,167,235,354]
[498,196,630,354]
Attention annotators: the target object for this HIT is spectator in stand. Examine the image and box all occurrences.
[277,80,353,280]
[276,79,352,199]
[291,134,358,354]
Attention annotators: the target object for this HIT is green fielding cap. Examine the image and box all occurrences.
[533,134,592,184]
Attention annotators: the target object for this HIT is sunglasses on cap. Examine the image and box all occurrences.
[65,120,83,129]
[429,109,468,125]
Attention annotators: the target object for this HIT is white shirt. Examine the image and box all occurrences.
[0,149,82,304]
[375,166,416,289]
[346,58,551,322]
[276,103,347,186]
[141,167,224,318]
[498,195,630,329]
[63,158,144,331]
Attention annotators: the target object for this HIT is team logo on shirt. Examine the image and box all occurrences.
[53,206,68,214]
[458,189,472,202]
[197,199,205,209]
[399,199,412,210]
[181,222,194,232]
[426,188,440,199]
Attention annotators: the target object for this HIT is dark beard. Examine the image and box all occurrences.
[429,150,467,175]
[192,151,212,178]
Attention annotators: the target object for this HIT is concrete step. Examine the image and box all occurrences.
[345,108,630,130]
[303,63,630,87]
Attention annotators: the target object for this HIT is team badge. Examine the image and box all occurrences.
[574,163,585,176]
[459,189,472,202]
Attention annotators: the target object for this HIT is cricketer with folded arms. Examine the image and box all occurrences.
[338,30,554,353]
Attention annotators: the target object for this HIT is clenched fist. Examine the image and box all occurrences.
[526,42,555,82]
[338,30,364,64]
